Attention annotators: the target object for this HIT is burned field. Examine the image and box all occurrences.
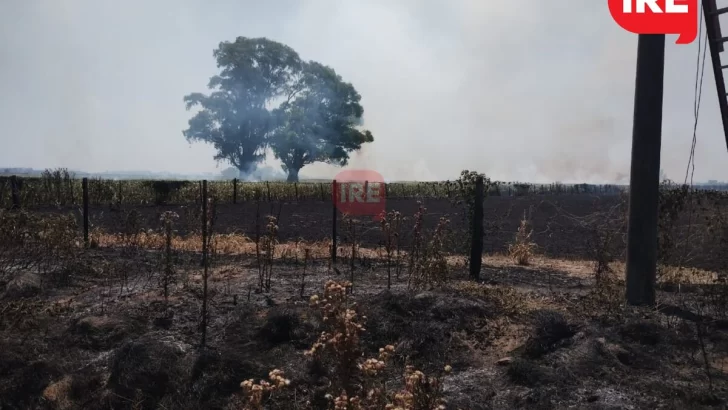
[2,179,728,409]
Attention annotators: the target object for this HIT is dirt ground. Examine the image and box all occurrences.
[1,237,727,409]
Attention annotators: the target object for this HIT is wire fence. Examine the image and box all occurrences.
[0,174,637,209]
[3,174,728,273]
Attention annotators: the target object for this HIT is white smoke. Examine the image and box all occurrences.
[0,0,726,183]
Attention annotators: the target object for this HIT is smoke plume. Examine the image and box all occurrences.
[0,0,726,182]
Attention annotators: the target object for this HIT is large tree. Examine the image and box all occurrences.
[183,37,373,181]
[182,37,302,174]
[269,61,373,182]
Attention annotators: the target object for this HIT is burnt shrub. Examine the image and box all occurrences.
[107,337,184,409]
[523,310,576,358]
[142,180,190,205]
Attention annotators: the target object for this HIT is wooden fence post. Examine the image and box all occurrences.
[332,180,337,263]
[320,183,325,201]
[69,178,75,205]
[233,178,237,204]
[294,183,298,201]
[10,175,20,209]
[117,180,124,205]
[200,180,209,348]
[469,177,484,280]
[82,178,89,247]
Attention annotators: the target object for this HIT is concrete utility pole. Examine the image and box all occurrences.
[703,0,728,151]
[625,34,665,306]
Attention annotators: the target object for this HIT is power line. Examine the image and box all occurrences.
[685,3,708,186]
[679,5,708,270]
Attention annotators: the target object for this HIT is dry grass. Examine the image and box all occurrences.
[94,229,725,289]
[657,265,718,285]
[42,375,73,410]
[95,230,334,259]
[449,280,552,316]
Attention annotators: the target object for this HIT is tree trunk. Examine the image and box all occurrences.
[286,167,300,183]
[237,162,257,178]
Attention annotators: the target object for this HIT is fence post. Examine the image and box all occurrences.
[469,177,484,280]
[69,178,75,205]
[201,180,208,348]
[266,181,271,202]
[10,175,20,209]
[117,180,123,205]
[332,180,337,263]
[233,178,237,204]
[82,178,89,247]
[320,183,325,201]
[294,183,298,201]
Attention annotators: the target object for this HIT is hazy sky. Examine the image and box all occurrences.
[1,0,726,183]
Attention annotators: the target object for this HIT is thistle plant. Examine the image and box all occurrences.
[306,281,363,396]
[407,203,426,280]
[380,210,403,289]
[508,210,537,265]
[408,209,451,290]
[159,211,179,303]
[241,281,449,409]
[259,216,278,292]
[239,369,290,410]
[342,214,359,293]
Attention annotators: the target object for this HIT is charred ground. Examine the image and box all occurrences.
[1,188,727,409]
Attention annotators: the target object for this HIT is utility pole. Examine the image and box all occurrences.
[703,0,728,151]
[625,34,665,306]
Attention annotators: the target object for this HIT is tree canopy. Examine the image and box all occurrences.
[183,37,373,181]
[270,61,374,182]
[183,37,302,174]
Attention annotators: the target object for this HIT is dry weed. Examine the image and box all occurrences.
[239,369,290,410]
[240,281,448,409]
[408,205,451,290]
[508,211,536,266]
